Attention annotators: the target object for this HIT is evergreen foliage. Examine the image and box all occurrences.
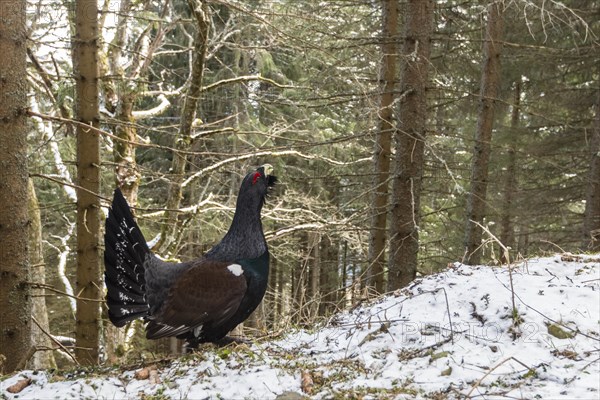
[20,0,600,363]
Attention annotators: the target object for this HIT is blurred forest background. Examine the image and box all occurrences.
[0,0,598,371]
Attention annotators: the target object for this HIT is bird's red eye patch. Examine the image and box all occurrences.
[252,172,261,185]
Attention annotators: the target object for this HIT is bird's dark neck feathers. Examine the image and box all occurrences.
[205,192,266,262]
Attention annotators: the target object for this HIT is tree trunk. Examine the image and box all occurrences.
[266,254,277,327]
[388,0,433,290]
[28,179,57,369]
[292,236,308,324]
[104,96,137,364]
[156,0,210,255]
[105,96,139,363]
[0,0,31,373]
[499,81,520,263]
[246,301,266,332]
[351,256,358,303]
[518,225,530,257]
[105,0,143,204]
[583,87,600,251]
[319,236,340,315]
[308,232,321,319]
[101,0,174,361]
[367,0,398,294]
[464,1,504,265]
[340,240,348,307]
[113,95,141,204]
[72,0,101,365]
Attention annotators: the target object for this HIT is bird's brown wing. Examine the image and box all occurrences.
[145,259,247,339]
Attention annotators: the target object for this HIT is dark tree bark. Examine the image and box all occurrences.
[341,240,348,305]
[367,0,398,294]
[0,0,31,374]
[499,81,520,263]
[307,232,321,319]
[464,1,504,265]
[319,236,340,315]
[583,88,600,251]
[388,0,434,290]
[72,0,102,365]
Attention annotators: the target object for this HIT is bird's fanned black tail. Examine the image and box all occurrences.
[104,189,151,327]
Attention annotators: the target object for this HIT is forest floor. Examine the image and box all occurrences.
[1,253,599,399]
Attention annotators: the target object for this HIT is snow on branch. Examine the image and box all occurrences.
[202,74,294,93]
[30,97,77,203]
[265,223,325,240]
[132,94,170,119]
[46,220,76,316]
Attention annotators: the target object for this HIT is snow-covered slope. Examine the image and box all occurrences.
[2,254,599,399]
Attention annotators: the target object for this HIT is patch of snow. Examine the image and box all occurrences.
[2,254,598,399]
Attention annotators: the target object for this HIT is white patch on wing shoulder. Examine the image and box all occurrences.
[227,263,244,277]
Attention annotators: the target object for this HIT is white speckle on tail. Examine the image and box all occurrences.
[227,264,244,276]
[119,292,132,302]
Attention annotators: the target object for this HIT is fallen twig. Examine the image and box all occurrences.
[465,356,532,398]
[471,220,521,338]
[580,356,600,372]
[495,276,600,342]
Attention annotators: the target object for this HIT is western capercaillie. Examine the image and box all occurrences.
[104,165,276,347]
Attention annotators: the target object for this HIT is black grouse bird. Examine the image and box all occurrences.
[104,164,276,347]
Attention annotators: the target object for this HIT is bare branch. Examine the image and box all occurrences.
[202,74,293,92]
[181,150,370,188]
[32,316,79,366]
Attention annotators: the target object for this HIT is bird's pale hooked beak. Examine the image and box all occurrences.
[261,164,277,189]
[262,164,273,177]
